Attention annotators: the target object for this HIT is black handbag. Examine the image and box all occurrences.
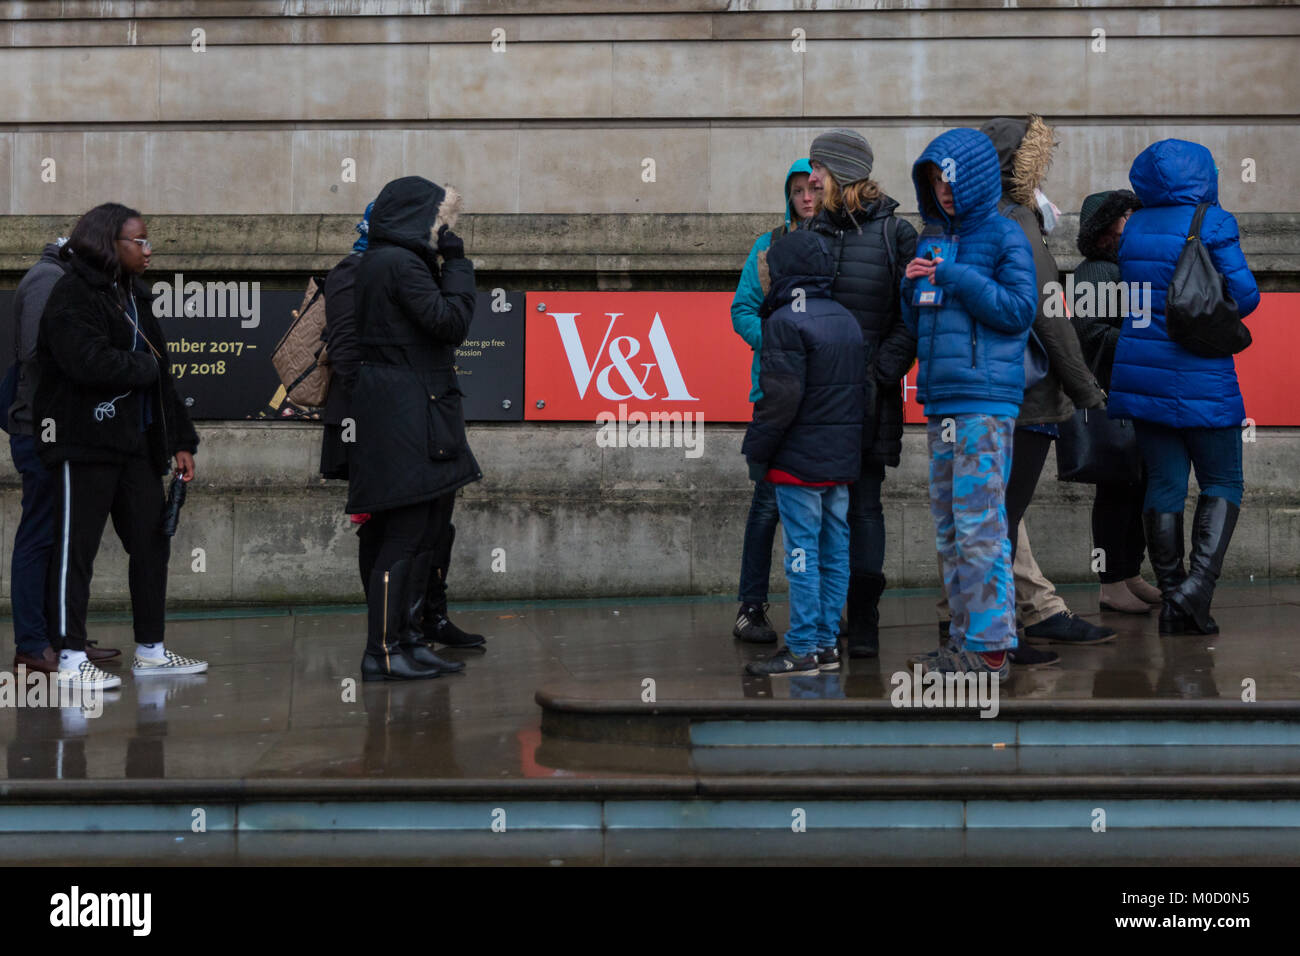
[1055,347,1142,485]
[1166,203,1251,358]
[1024,326,1050,390]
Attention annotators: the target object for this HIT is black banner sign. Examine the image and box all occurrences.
[0,285,524,422]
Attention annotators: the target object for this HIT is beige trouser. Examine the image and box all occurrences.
[936,522,1069,628]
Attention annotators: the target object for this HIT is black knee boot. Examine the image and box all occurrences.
[425,524,486,649]
[400,551,466,673]
[1142,510,1189,635]
[361,561,441,681]
[846,572,886,659]
[1169,496,1239,636]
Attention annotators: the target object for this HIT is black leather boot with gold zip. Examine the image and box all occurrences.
[361,561,442,681]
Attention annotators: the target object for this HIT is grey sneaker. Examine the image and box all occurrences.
[921,645,1011,680]
[132,649,209,676]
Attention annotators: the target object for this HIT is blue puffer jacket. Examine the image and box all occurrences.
[731,158,814,402]
[1107,139,1260,429]
[741,230,866,484]
[900,129,1038,416]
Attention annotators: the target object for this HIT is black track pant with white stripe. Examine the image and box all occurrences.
[46,455,169,651]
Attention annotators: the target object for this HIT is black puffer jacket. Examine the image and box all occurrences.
[742,231,866,483]
[808,196,918,469]
[1070,189,1142,391]
[34,253,197,474]
[345,176,481,514]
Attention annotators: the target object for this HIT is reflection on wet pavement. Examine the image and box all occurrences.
[1,581,1297,782]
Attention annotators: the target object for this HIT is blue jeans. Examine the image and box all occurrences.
[1135,422,1243,511]
[774,483,850,657]
[9,434,54,657]
[737,479,779,604]
[848,463,886,576]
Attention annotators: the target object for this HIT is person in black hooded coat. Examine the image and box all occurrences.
[346,176,481,681]
[1070,189,1164,616]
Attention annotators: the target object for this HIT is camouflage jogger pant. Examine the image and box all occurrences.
[927,414,1018,652]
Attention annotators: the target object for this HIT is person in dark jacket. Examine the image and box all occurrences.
[1108,139,1260,635]
[728,157,817,647]
[34,203,204,690]
[8,239,122,674]
[805,129,919,659]
[319,201,373,482]
[979,114,1113,656]
[1071,188,1164,615]
[346,176,482,681]
[900,127,1038,679]
[741,229,866,676]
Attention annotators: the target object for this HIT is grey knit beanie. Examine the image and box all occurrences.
[808,129,874,185]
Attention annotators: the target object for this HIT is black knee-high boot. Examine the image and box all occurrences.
[401,550,465,673]
[361,560,441,681]
[1142,510,1189,635]
[1169,495,1239,636]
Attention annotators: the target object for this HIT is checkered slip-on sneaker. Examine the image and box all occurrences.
[57,659,123,690]
[132,649,209,676]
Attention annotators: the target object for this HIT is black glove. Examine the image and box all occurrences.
[436,225,465,260]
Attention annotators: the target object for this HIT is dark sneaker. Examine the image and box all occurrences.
[1022,611,1117,646]
[1010,642,1060,669]
[733,603,778,644]
[745,647,820,677]
[922,646,1011,681]
[815,646,841,671]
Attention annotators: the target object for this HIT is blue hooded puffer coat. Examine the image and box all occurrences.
[900,129,1038,416]
[731,158,814,402]
[1107,139,1260,429]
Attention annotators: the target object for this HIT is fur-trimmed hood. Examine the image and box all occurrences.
[367,176,461,252]
[1076,189,1141,262]
[980,114,1057,207]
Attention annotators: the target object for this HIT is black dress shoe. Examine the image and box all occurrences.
[431,614,486,649]
[85,639,122,663]
[14,646,58,673]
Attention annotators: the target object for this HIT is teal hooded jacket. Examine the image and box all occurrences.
[730,158,814,402]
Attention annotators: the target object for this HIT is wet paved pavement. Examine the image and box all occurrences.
[3,581,1298,783]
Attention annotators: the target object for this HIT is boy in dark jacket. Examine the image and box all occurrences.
[741,230,866,676]
[900,129,1038,679]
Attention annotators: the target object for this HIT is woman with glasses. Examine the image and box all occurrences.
[34,202,206,691]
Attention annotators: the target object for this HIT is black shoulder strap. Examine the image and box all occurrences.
[1188,203,1210,241]
[881,216,899,277]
